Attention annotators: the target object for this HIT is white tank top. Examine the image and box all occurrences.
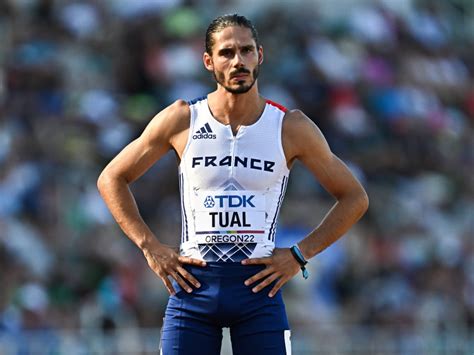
[178,96,290,262]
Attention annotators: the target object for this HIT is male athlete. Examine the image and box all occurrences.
[98,14,368,355]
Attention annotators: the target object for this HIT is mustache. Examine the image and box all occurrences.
[230,68,251,77]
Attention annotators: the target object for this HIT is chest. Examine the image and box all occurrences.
[182,118,286,190]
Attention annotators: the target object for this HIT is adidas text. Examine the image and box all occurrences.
[193,133,216,139]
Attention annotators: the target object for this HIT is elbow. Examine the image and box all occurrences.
[357,188,369,218]
[97,170,109,195]
[336,186,369,220]
[97,168,117,196]
[97,168,129,196]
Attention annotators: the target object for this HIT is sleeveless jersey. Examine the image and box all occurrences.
[178,96,290,262]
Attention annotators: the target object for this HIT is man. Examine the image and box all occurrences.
[98,14,368,355]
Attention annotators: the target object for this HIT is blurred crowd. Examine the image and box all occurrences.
[0,0,473,348]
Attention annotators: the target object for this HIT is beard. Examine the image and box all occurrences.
[213,65,260,94]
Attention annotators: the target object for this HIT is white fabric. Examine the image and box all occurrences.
[179,97,289,261]
[284,330,292,354]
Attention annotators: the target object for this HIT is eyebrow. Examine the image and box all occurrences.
[241,44,255,50]
[217,44,255,52]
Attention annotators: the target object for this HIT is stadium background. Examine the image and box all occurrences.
[0,0,473,353]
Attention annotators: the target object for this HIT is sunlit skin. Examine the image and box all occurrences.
[203,26,263,95]
[202,26,266,135]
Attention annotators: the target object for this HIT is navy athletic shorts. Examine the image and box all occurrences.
[160,262,291,355]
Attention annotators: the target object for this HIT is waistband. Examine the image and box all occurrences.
[183,262,265,277]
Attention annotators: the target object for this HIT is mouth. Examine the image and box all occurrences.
[231,73,249,81]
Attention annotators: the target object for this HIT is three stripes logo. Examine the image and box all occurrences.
[193,123,216,140]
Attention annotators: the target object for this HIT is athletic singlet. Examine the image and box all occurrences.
[178,96,290,262]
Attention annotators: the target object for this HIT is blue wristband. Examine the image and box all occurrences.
[290,245,309,280]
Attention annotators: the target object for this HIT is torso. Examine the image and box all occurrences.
[177,96,290,262]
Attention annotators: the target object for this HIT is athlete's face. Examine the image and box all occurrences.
[204,26,263,94]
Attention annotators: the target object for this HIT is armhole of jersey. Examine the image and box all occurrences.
[179,103,195,170]
[278,111,290,174]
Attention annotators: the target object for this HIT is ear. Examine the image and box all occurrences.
[258,45,264,65]
[203,52,214,72]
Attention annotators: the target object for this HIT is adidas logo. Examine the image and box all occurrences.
[193,123,216,140]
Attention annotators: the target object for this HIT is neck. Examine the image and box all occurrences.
[208,83,265,125]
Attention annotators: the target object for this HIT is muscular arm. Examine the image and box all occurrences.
[97,100,188,249]
[243,110,368,296]
[282,110,369,259]
[97,100,205,295]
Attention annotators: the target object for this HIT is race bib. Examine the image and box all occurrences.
[192,190,266,244]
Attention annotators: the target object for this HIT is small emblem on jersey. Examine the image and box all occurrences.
[193,123,216,140]
[203,196,215,208]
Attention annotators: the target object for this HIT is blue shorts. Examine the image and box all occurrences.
[160,262,291,355]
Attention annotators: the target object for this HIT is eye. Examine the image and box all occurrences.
[220,49,233,57]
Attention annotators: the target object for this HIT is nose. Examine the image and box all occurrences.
[232,52,244,67]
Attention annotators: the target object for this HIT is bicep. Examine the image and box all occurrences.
[101,100,189,184]
[285,113,362,199]
[104,132,170,184]
[301,149,360,199]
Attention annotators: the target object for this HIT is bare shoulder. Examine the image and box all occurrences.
[283,109,321,136]
[142,99,190,145]
[283,109,308,122]
[282,109,329,163]
[167,99,190,122]
[149,99,190,134]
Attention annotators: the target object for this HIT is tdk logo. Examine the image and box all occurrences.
[203,196,215,208]
[193,123,216,140]
[204,195,255,208]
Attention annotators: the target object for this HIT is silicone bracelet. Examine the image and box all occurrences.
[290,245,309,279]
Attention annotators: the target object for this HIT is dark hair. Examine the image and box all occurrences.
[205,14,259,54]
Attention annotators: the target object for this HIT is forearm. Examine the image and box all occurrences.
[97,173,158,251]
[298,190,368,260]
